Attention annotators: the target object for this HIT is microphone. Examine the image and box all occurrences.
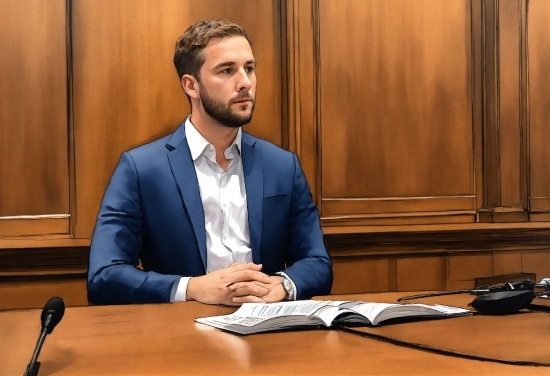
[24,297,65,376]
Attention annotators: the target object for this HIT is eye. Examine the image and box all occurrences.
[221,68,232,74]
[245,66,255,74]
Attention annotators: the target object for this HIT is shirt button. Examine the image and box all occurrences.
[209,145,214,152]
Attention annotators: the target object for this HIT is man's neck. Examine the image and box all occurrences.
[189,111,239,170]
[190,112,239,152]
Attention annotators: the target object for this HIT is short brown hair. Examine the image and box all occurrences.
[173,19,251,81]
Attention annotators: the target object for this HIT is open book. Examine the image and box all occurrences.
[195,300,470,335]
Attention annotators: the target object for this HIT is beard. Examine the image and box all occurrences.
[199,87,255,128]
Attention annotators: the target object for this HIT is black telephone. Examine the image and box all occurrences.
[398,279,547,315]
[471,280,539,315]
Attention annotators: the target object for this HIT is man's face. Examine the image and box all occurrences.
[197,36,256,128]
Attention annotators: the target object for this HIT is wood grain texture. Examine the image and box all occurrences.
[0,276,87,310]
[1,293,549,375]
[528,0,550,211]
[327,227,550,294]
[315,0,475,224]
[0,0,69,220]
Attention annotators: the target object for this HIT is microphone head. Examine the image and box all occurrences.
[41,297,65,334]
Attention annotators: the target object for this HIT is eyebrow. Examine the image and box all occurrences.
[213,59,257,70]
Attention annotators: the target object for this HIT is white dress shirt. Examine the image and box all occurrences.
[174,119,252,301]
[173,118,295,302]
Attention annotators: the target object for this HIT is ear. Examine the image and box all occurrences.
[181,74,200,99]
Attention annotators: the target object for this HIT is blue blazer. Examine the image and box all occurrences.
[87,122,333,304]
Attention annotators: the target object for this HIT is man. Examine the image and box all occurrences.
[87,19,332,306]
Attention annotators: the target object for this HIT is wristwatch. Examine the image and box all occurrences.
[278,275,295,301]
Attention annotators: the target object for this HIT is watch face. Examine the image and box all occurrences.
[282,278,293,294]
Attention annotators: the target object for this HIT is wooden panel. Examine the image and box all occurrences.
[322,196,475,216]
[0,276,87,310]
[522,250,550,281]
[529,198,550,211]
[284,0,318,199]
[316,0,475,222]
[72,0,284,238]
[0,245,89,309]
[492,250,521,276]
[396,257,445,292]
[446,253,493,290]
[478,0,528,222]
[331,258,391,294]
[0,217,69,238]
[322,212,475,227]
[0,0,69,223]
[497,0,527,209]
[528,0,550,212]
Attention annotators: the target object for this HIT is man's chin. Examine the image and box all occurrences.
[218,114,253,128]
[232,111,253,125]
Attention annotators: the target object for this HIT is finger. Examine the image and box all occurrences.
[227,280,272,291]
[231,295,266,304]
[228,282,270,297]
[260,284,287,303]
[225,262,263,272]
[223,262,241,269]
[226,269,271,285]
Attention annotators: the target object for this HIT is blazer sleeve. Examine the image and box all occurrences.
[87,152,181,305]
[281,154,333,299]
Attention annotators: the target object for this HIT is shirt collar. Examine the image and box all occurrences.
[184,117,242,161]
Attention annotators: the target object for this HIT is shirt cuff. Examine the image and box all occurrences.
[276,272,297,301]
[171,277,191,302]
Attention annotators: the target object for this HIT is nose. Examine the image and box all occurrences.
[236,68,252,92]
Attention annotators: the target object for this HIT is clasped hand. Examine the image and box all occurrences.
[186,262,286,306]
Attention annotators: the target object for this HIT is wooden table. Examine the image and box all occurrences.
[1,292,550,375]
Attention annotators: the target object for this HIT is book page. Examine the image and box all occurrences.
[340,301,470,325]
[234,300,329,319]
[196,301,333,331]
[307,301,358,326]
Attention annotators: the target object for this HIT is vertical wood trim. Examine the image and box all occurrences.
[520,0,530,213]
[472,0,485,216]
[279,0,290,152]
[287,0,300,180]
[482,0,501,210]
[480,0,529,222]
[284,0,320,202]
[67,0,77,238]
[312,0,321,210]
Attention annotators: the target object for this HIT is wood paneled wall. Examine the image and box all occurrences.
[318,0,475,224]
[286,0,550,294]
[529,0,550,219]
[0,0,70,237]
[2,0,550,308]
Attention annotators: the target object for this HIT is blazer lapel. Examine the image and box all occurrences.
[166,125,207,273]
[242,134,263,264]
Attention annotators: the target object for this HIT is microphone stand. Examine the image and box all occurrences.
[397,289,473,302]
[24,315,52,376]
